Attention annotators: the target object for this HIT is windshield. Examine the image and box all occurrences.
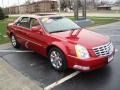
[41,17,80,33]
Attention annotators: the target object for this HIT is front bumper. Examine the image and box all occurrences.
[67,53,114,71]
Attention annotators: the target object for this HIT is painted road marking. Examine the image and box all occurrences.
[115,49,119,52]
[109,35,120,37]
[44,49,119,90]
[105,35,120,37]
[44,71,80,90]
[0,50,34,53]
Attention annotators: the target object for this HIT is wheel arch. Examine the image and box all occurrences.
[46,43,68,57]
[10,32,14,37]
[46,43,68,71]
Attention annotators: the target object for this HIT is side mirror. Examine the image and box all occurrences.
[31,26,43,35]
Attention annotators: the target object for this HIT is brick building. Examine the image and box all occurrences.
[5,0,57,14]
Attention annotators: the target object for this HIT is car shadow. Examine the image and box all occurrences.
[68,65,112,90]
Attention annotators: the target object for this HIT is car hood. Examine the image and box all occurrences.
[51,29,110,49]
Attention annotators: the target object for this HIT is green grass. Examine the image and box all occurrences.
[0,20,9,44]
[68,16,120,26]
[0,16,120,44]
[90,17,120,26]
[0,17,17,44]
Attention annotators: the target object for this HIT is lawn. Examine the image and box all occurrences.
[68,16,120,26]
[0,17,17,44]
[0,16,120,44]
[90,17,120,26]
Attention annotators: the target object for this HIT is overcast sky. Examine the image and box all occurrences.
[0,0,42,7]
[0,0,117,8]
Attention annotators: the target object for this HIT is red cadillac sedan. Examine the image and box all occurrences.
[7,15,115,71]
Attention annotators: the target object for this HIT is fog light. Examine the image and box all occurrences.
[73,65,90,70]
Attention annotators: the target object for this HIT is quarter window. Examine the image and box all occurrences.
[17,17,30,29]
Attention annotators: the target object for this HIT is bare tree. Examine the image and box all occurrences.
[115,0,120,4]
[60,0,82,10]
[25,0,32,4]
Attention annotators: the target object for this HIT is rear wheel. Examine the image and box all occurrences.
[11,34,20,48]
[48,47,67,71]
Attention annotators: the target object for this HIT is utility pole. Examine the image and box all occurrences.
[82,0,86,19]
[93,0,95,9]
[119,0,120,13]
[58,0,61,15]
[74,0,79,20]
[2,0,4,8]
[2,0,5,15]
[74,0,87,20]
[18,0,20,14]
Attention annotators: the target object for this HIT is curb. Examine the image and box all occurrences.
[0,57,43,90]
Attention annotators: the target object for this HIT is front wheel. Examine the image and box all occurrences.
[11,34,20,48]
[48,47,67,71]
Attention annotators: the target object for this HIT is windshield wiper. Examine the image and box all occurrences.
[50,30,69,33]
[70,28,82,31]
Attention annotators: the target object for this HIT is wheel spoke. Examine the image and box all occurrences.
[50,50,63,69]
[11,36,16,46]
[56,62,60,68]
[53,51,57,56]
[50,54,55,59]
[58,60,62,66]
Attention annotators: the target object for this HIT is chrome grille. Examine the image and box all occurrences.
[93,42,114,56]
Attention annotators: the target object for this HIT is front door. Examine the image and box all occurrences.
[25,18,48,56]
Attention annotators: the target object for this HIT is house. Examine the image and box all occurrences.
[5,0,57,14]
[97,4,120,11]
[97,5,111,10]
[111,5,120,11]
[6,6,19,14]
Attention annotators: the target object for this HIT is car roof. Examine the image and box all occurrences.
[19,14,40,19]
[19,14,65,19]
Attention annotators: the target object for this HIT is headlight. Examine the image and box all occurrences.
[75,45,90,59]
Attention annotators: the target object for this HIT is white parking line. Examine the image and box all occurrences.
[0,50,34,53]
[104,35,120,37]
[109,35,120,37]
[44,71,80,90]
[115,49,119,52]
[44,49,119,90]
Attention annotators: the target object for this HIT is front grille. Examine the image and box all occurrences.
[93,42,114,56]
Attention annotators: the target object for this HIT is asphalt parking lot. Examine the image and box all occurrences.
[0,21,120,90]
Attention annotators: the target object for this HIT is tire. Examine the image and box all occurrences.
[48,47,67,71]
[11,34,20,48]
